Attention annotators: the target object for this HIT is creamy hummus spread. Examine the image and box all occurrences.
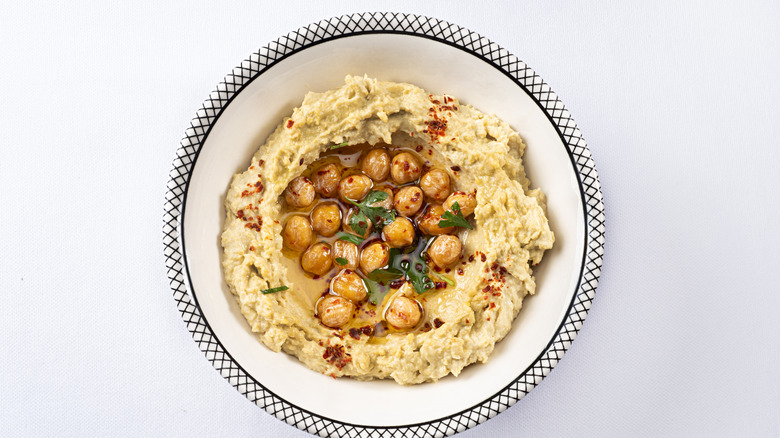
[221,76,554,384]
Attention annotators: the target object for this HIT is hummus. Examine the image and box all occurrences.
[220,76,554,384]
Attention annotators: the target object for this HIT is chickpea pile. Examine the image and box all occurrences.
[281,146,477,332]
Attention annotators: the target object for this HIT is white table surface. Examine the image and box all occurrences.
[2,1,778,437]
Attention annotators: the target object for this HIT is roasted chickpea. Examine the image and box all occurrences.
[284,176,316,208]
[360,242,389,274]
[420,168,451,202]
[301,242,332,276]
[282,215,313,252]
[385,295,422,329]
[382,217,415,248]
[427,234,462,269]
[317,295,354,328]
[361,148,391,182]
[418,205,455,235]
[393,186,424,217]
[332,239,359,271]
[338,174,373,202]
[331,269,367,302]
[444,191,477,217]
[343,208,373,237]
[390,152,422,184]
[312,163,341,198]
[310,203,341,237]
[370,187,393,210]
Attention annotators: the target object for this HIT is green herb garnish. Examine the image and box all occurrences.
[347,191,396,232]
[399,248,435,294]
[367,267,403,283]
[431,271,455,287]
[260,285,288,294]
[335,257,348,266]
[364,278,389,305]
[437,201,473,229]
[336,231,364,245]
[330,141,348,150]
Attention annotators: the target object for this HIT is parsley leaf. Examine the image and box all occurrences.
[437,201,473,229]
[335,232,364,245]
[347,191,396,231]
[260,286,288,294]
[335,257,348,266]
[367,267,403,283]
[364,278,390,305]
[388,240,435,295]
[330,141,348,150]
[347,208,370,236]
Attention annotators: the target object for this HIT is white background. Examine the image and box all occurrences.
[1,1,778,437]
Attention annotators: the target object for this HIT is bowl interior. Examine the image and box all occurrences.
[182,34,584,427]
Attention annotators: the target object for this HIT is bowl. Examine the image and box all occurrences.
[163,12,604,437]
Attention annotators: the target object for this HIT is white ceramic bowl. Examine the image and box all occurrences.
[163,12,604,437]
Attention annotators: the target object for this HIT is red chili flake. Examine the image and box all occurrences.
[286,120,294,128]
[491,262,498,271]
[420,323,432,332]
[361,325,373,336]
[388,279,405,289]
[480,253,487,262]
[433,318,444,328]
[348,328,362,340]
[258,160,264,166]
[444,268,451,273]
[451,165,461,171]
[483,285,492,293]
[415,145,424,152]
[468,255,475,262]
[410,132,414,137]
[322,344,351,370]
[434,281,447,289]
[237,210,244,219]
[248,246,255,251]
[249,166,255,170]
[431,99,440,104]
[245,223,261,232]
[489,302,496,309]
[456,268,463,276]
[465,319,469,324]
[254,181,263,189]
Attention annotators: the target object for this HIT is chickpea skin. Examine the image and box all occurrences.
[420,168,451,202]
[317,295,355,329]
[284,176,316,208]
[418,205,455,235]
[393,186,424,217]
[343,208,373,237]
[444,191,477,217]
[382,217,415,248]
[361,148,391,182]
[338,174,373,202]
[360,242,390,274]
[332,239,359,271]
[385,296,422,329]
[312,163,341,198]
[310,203,341,237]
[370,187,394,210]
[390,152,422,184]
[301,242,333,276]
[282,215,313,252]
[427,234,462,269]
[331,269,368,302]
